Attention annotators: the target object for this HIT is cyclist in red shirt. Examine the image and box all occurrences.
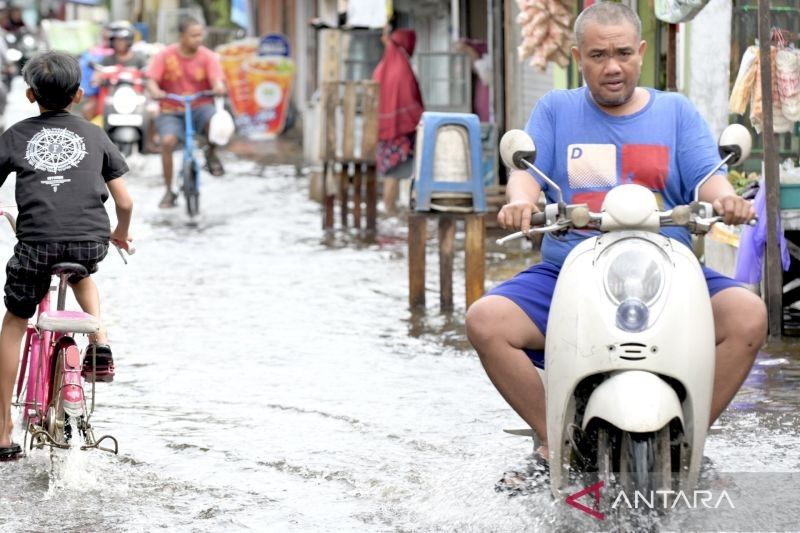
[147,15,225,208]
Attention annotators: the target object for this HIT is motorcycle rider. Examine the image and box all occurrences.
[1,3,23,32]
[82,21,147,122]
[100,21,147,69]
[465,3,767,462]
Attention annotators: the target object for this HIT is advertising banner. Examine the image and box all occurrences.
[216,34,295,139]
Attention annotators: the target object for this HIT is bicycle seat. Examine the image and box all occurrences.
[37,310,100,334]
[51,262,89,278]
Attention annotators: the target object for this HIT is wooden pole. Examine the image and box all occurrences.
[353,164,362,229]
[438,216,456,310]
[322,161,334,229]
[339,167,349,228]
[758,0,784,339]
[666,23,677,92]
[408,213,427,308]
[366,165,377,231]
[465,214,485,307]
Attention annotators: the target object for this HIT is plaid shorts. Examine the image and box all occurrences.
[4,241,109,319]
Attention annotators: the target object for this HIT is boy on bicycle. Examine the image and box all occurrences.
[0,51,133,459]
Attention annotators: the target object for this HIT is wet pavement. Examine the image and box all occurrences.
[0,78,797,531]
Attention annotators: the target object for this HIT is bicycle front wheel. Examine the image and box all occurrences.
[183,159,200,217]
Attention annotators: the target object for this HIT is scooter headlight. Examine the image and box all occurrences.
[112,86,139,115]
[602,239,667,306]
[616,298,649,332]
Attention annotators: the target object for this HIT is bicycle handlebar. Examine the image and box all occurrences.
[0,208,133,264]
[158,91,218,103]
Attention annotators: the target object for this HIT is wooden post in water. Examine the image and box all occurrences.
[365,166,377,231]
[362,83,379,232]
[408,214,427,308]
[322,82,337,230]
[465,214,486,307]
[438,216,456,310]
[758,0,783,339]
[407,213,486,310]
[353,165,363,229]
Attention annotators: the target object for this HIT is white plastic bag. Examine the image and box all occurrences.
[654,0,710,24]
[778,49,800,120]
[208,97,235,146]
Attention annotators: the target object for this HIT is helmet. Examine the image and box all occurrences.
[107,21,135,44]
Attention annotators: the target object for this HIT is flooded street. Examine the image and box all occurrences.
[0,84,796,531]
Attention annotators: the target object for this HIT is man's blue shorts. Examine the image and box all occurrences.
[487,261,742,369]
[155,104,216,142]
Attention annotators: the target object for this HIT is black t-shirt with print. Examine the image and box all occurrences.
[0,111,129,243]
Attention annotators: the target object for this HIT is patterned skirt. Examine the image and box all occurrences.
[376,133,415,176]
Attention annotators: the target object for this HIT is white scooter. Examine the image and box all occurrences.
[497,124,752,500]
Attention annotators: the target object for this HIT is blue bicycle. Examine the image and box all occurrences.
[162,91,216,218]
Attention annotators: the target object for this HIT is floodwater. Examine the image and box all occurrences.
[0,82,797,532]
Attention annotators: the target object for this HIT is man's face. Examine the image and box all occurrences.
[180,23,205,53]
[571,20,646,108]
[111,38,130,54]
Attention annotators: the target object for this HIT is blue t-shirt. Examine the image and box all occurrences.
[524,86,723,267]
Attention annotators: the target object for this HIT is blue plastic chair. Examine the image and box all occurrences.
[413,112,486,213]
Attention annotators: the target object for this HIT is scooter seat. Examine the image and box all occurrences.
[37,310,100,334]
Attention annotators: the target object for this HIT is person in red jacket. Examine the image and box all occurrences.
[372,26,423,216]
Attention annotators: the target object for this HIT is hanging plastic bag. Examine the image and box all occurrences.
[729,46,757,115]
[654,0,710,24]
[208,97,236,146]
[767,47,794,133]
[750,53,764,133]
[778,48,800,120]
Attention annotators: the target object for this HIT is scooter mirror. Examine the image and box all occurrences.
[499,129,537,171]
[718,123,752,167]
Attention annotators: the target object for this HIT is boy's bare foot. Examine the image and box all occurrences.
[0,416,13,447]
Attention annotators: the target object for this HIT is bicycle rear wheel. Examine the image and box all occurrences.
[47,341,84,446]
[47,348,66,445]
[183,159,200,217]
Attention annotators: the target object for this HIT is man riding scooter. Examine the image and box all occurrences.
[88,21,149,155]
[82,22,147,120]
[466,2,767,472]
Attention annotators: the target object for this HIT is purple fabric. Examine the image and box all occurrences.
[734,180,791,283]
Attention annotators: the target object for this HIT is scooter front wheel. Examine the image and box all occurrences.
[618,426,672,497]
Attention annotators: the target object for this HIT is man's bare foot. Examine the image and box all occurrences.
[536,445,549,462]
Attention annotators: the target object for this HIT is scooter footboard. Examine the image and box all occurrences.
[581,371,683,433]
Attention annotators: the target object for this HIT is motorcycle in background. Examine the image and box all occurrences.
[3,26,39,85]
[92,63,148,156]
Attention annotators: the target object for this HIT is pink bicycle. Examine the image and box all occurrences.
[2,209,129,454]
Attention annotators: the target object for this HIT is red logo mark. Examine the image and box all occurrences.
[565,480,605,520]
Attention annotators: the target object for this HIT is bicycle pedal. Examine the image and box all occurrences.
[82,365,115,383]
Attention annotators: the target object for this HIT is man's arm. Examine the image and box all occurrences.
[497,169,543,233]
[145,52,166,99]
[203,48,226,95]
[698,173,755,225]
[107,178,133,250]
[146,78,165,99]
